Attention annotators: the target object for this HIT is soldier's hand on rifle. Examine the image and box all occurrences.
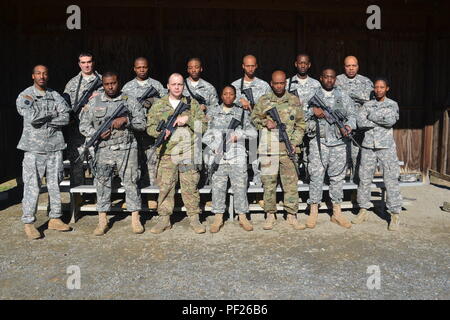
[100,129,111,140]
[229,134,238,143]
[266,119,277,130]
[200,104,207,112]
[164,129,171,140]
[174,115,189,127]
[240,98,252,111]
[313,107,325,118]
[340,125,352,137]
[111,116,128,130]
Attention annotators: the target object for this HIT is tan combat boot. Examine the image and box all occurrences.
[24,224,41,240]
[149,215,171,234]
[263,213,276,230]
[306,204,319,229]
[388,213,400,231]
[131,211,144,234]
[189,214,206,234]
[48,218,71,231]
[210,214,224,233]
[286,214,306,230]
[330,204,352,229]
[238,214,253,231]
[93,212,109,236]
[352,208,369,224]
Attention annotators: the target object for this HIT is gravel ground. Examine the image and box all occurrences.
[0,183,449,300]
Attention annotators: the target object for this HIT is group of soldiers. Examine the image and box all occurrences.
[16,52,403,240]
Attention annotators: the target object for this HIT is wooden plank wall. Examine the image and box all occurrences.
[0,1,449,182]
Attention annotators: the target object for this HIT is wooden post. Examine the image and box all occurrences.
[421,16,435,181]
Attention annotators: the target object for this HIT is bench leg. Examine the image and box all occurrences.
[70,193,82,223]
[228,194,234,222]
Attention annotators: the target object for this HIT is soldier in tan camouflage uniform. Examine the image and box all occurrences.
[353,78,403,231]
[17,65,72,240]
[79,72,146,236]
[147,73,208,234]
[251,70,307,231]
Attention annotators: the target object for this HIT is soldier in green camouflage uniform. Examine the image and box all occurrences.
[251,70,306,231]
[336,56,374,184]
[202,86,257,232]
[353,78,403,231]
[79,72,146,236]
[147,73,208,234]
[305,68,356,229]
[17,65,72,240]
[63,53,102,187]
[122,57,167,188]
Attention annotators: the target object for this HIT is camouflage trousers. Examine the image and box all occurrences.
[349,131,365,184]
[357,145,402,213]
[156,155,201,217]
[94,147,141,212]
[307,140,348,204]
[138,146,158,187]
[21,151,64,224]
[65,122,86,187]
[211,160,249,214]
[260,154,299,215]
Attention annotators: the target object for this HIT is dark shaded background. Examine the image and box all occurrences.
[1,0,449,183]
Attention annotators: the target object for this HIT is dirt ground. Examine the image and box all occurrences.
[0,180,449,300]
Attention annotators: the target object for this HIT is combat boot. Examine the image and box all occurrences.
[352,208,369,224]
[286,214,306,230]
[24,224,41,240]
[306,203,319,229]
[149,215,171,234]
[131,211,144,234]
[238,214,253,231]
[210,214,224,233]
[93,212,109,236]
[331,204,351,229]
[48,218,71,231]
[189,214,206,234]
[388,213,400,231]
[263,213,276,230]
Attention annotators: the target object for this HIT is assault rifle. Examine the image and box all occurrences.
[266,107,301,178]
[241,88,255,108]
[137,86,160,104]
[308,93,360,147]
[76,102,128,164]
[63,73,102,115]
[153,101,191,148]
[208,117,242,181]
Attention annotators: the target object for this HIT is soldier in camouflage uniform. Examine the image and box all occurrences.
[147,73,208,234]
[17,65,72,240]
[79,72,146,236]
[183,57,219,113]
[182,57,219,187]
[286,53,321,181]
[231,55,271,186]
[353,78,402,231]
[251,70,307,231]
[202,86,257,232]
[287,54,321,112]
[336,56,374,184]
[63,52,103,188]
[305,68,356,229]
[122,57,167,190]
